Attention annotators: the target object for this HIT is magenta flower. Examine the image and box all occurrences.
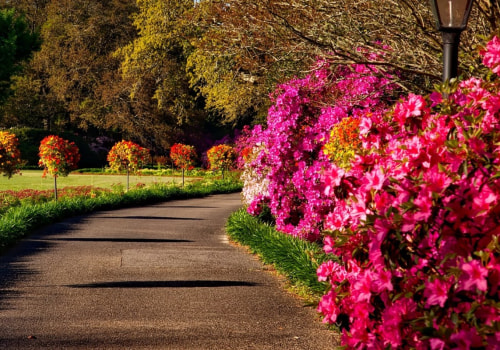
[459,260,488,292]
[424,277,452,308]
[482,35,500,74]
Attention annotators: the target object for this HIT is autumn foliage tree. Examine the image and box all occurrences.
[107,140,150,191]
[0,131,23,178]
[206,144,235,178]
[38,135,80,200]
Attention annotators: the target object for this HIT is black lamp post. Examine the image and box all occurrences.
[430,0,474,82]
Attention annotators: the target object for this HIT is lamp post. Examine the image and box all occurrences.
[430,0,474,82]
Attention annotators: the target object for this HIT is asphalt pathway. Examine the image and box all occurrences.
[0,193,337,349]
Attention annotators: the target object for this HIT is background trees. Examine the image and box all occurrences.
[0,0,498,159]
[0,8,40,104]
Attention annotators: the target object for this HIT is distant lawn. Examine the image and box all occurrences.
[0,170,185,191]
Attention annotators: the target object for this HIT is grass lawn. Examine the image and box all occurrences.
[0,170,186,191]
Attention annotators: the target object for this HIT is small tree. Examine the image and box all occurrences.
[0,131,23,178]
[170,143,197,186]
[38,135,80,200]
[206,144,235,179]
[107,140,150,191]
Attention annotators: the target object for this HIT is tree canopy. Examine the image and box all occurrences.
[0,0,498,154]
[0,8,40,104]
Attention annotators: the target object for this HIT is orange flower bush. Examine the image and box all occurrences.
[322,116,361,169]
[206,144,235,171]
[170,143,197,170]
[38,135,80,178]
[107,140,150,173]
[0,131,23,178]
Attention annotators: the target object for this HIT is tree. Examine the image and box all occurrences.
[111,0,213,152]
[38,135,80,201]
[0,131,23,178]
[206,144,235,179]
[186,0,500,125]
[0,8,40,104]
[170,143,197,186]
[107,140,150,191]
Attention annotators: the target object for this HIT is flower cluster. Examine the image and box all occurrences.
[206,144,235,171]
[170,143,197,170]
[38,135,80,177]
[322,117,361,170]
[237,58,398,239]
[0,131,23,178]
[107,140,150,173]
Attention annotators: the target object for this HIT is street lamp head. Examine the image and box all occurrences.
[430,0,474,32]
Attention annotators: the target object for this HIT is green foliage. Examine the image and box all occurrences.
[0,8,40,104]
[226,209,331,300]
[0,178,242,251]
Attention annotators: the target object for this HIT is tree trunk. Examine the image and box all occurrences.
[126,167,130,192]
[53,176,58,201]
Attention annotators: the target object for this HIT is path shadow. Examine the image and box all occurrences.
[67,280,258,289]
[154,205,218,209]
[44,238,193,243]
[102,216,205,221]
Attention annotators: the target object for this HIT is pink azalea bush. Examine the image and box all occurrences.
[239,58,398,240]
[239,36,500,348]
[316,37,500,348]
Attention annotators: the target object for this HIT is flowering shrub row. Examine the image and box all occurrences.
[238,36,500,348]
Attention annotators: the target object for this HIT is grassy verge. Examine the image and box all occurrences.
[226,208,331,304]
[0,179,242,251]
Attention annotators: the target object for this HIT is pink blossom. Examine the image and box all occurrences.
[322,235,335,254]
[459,260,488,292]
[371,269,393,293]
[482,36,500,74]
[424,277,451,308]
[450,328,484,349]
[317,290,339,323]
[362,166,386,191]
[429,338,446,350]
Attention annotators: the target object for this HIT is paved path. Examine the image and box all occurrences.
[0,193,336,349]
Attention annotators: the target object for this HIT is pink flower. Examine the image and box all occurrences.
[482,35,500,74]
[371,269,393,293]
[362,166,386,191]
[424,277,451,308]
[351,272,372,302]
[450,328,483,349]
[459,260,488,292]
[322,235,335,254]
[322,165,345,197]
[429,338,446,350]
[317,290,339,323]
